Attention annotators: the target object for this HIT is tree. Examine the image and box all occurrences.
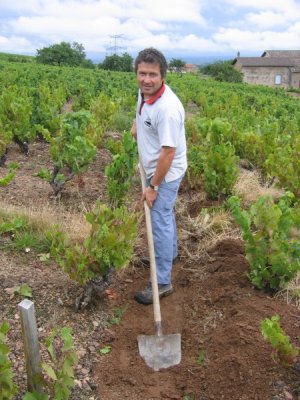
[169,58,186,73]
[36,41,91,67]
[99,53,133,72]
[200,60,243,83]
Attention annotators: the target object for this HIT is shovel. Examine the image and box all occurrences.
[137,163,181,371]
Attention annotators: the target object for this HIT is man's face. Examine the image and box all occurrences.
[136,62,163,100]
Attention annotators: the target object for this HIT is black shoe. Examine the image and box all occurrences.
[139,257,178,268]
[134,284,174,305]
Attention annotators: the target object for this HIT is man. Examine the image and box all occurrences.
[131,47,187,305]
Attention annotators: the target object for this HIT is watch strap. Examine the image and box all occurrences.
[149,183,159,191]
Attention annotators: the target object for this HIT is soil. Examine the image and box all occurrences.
[1,142,300,400]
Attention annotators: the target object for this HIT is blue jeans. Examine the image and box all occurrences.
[146,175,184,285]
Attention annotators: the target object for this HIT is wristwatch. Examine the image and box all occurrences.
[149,182,159,191]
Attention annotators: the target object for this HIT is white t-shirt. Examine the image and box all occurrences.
[136,84,187,182]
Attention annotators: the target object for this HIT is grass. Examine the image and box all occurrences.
[0,201,91,254]
[0,201,89,241]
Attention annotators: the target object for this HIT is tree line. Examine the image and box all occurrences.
[35,41,242,82]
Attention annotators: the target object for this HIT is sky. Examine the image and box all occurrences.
[0,0,300,63]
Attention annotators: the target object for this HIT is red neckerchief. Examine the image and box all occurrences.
[139,82,165,115]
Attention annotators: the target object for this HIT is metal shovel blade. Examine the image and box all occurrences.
[137,333,181,371]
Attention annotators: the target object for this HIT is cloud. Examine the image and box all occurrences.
[245,11,289,29]
[1,0,207,55]
[0,0,299,59]
[223,0,298,13]
[214,25,300,54]
[0,34,36,53]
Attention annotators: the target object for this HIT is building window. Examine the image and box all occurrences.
[275,75,282,85]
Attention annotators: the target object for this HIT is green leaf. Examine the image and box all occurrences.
[23,391,49,400]
[196,349,206,365]
[42,363,57,380]
[19,283,33,298]
[99,345,112,355]
[61,327,73,351]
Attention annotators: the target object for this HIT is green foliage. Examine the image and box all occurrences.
[30,84,66,135]
[8,283,33,298]
[0,322,76,400]
[99,346,112,355]
[0,86,34,149]
[0,123,12,162]
[0,171,15,186]
[36,41,89,68]
[0,213,51,253]
[186,143,206,189]
[35,168,52,182]
[169,58,186,73]
[111,111,132,132]
[89,93,117,142]
[0,52,34,63]
[108,306,128,326]
[100,53,133,72]
[203,143,239,199]
[183,395,195,400]
[6,162,20,170]
[201,60,243,83]
[261,315,298,366]
[49,202,138,285]
[266,134,300,198]
[0,321,18,400]
[23,392,48,400]
[0,215,28,235]
[186,117,239,195]
[42,327,78,400]
[48,110,98,195]
[11,232,50,253]
[228,193,300,290]
[50,110,97,172]
[105,131,138,207]
[196,349,206,365]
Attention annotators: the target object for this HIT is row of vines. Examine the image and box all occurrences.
[0,60,300,288]
[0,59,300,398]
[1,61,300,198]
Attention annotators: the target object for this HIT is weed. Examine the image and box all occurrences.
[7,162,20,170]
[196,349,206,365]
[108,305,128,326]
[261,314,299,366]
[99,345,112,355]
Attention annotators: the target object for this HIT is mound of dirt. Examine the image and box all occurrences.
[95,239,300,400]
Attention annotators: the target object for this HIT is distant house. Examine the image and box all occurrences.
[183,63,198,73]
[233,50,300,89]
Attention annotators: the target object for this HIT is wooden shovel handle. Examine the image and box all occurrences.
[138,163,162,335]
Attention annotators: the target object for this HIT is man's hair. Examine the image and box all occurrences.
[134,48,168,78]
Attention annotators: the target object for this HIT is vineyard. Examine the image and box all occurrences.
[0,59,300,400]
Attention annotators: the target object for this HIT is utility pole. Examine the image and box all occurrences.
[108,34,126,55]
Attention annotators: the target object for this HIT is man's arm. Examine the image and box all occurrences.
[151,146,176,186]
[131,119,137,139]
[143,146,176,208]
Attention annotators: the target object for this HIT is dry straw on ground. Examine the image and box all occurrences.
[176,191,240,267]
[233,168,283,207]
[0,201,90,242]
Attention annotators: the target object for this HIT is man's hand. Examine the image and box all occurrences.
[142,187,158,208]
[131,119,137,139]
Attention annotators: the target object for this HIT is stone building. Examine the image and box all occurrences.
[233,50,300,89]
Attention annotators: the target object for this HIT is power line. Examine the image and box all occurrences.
[107,34,126,55]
